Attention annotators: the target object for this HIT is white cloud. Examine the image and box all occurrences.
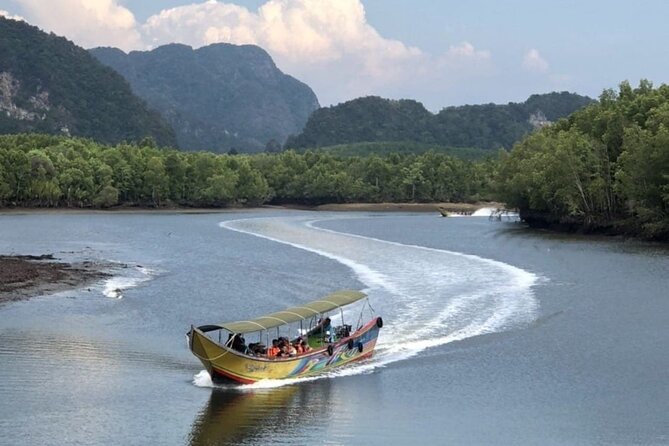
[522,48,549,73]
[12,0,142,50]
[445,41,491,61]
[142,0,423,79]
[435,41,493,78]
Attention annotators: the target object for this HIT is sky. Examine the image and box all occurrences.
[1,0,668,110]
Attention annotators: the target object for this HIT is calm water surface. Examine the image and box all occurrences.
[0,211,667,445]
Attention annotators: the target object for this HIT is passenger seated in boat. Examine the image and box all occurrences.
[293,339,304,355]
[300,338,312,353]
[248,343,266,356]
[230,334,247,353]
[267,339,280,358]
[287,343,298,357]
[277,342,289,358]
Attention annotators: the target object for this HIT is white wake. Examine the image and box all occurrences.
[471,207,520,218]
[102,266,154,299]
[196,216,538,387]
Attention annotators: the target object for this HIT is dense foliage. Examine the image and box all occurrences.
[0,17,176,147]
[286,93,593,150]
[0,134,496,209]
[301,141,491,160]
[91,43,319,153]
[498,80,669,239]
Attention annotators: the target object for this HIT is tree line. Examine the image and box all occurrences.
[3,80,668,241]
[0,134,497,209]
[498,80,669,240]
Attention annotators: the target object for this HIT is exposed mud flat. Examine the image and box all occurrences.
[0,254,111,304]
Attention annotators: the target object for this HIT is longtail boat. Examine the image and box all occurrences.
[187,290,383,384]
[438,206,454,217]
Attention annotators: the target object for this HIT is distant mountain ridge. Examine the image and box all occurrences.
[287,92,594,150]
[91,43,320,153]
[0,17,176,146]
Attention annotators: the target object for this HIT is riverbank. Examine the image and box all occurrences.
[0,206,247,215]
[0,202,504,215]
[290,202,502,212]
[520,209,669,242]
[0,255,111,305]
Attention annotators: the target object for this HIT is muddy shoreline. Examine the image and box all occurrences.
[0,201,504,215]
[0,254,112,305]
[304,202,501,212]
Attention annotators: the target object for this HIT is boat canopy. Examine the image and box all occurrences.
[199,290,366,334]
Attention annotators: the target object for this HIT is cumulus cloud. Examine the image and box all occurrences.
[142,0,422,80]
[11,0,142,50]
[436,41,492,76]
[445,41,491,61]
[522,48,549,73]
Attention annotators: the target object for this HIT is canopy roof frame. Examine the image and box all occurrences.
[199,290,367,334]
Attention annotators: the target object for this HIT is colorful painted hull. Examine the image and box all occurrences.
[189,317,382,384]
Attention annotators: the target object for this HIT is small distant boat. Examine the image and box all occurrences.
[187,290,383,384]
[438,207,455,217]
[438,206,475,217]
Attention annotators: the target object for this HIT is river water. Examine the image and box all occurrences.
[0,211,667,445]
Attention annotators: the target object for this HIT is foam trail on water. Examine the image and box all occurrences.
[471,207,519,218]
[193,370,214,388]
[471,207,496,217]
[102,266,154,299]
[208,216,538,386]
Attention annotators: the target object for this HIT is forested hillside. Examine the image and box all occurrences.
[0,17,176,147]
[91,43,319,153]
[287,92,593,150]
[498,80,669,240]
[0,134,495,208]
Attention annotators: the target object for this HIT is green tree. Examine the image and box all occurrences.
[498,79,669,239]
[0,157,11,204]
[143,156,168,207]
[28,150,61,206]
[401,161,425,201]
[164,152,188,203]
[93,185,119,208]
[59,167,93,207]
[204,172,238,206]
[233,158,270,205]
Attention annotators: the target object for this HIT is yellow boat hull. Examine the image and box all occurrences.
[189,317,382,384]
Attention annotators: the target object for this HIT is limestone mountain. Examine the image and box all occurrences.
[287,92,594,150]
[91,43,320,153]
[0,17,176,146]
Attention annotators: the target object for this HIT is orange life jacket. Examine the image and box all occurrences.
[267,346,280,358]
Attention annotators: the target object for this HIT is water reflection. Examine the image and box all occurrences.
[188,381,332,446]
[495,222,669,256]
